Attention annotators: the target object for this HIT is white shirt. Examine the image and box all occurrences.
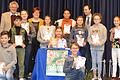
[9,12,19,16]
[85,14,92,28]
[21,22,30,34]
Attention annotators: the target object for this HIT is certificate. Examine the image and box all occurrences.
[57,39,66,48]
[76,35,84,47]
[114,29,120,38]
[44,35,50,41]
[91,34,100,44]
[77,38,84,47]
[44,33,52,41]
[75,56,86,69]
[0,62,5,75]
[63,24,71,34]
[15,35,23,46]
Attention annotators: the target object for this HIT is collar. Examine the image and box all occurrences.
[1,43,11,48]
[63,18,71,22]
[9,12,18,16]
[86,13,92,18]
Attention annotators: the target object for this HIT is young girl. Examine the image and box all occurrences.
[110,16,120,80]
[37,15,55,48]
[48,27,67,48]
[56,9,76,47]
[87,13,107,80]
[20,10,36,78]
[0,31,17,80]
[63,42,86,80]
[70,16,88,56]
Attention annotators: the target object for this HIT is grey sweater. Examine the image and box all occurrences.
[87,23,107,50]
[37,25,55,48]
[0,43,17,69]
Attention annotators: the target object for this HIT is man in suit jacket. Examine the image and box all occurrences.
[83,4,93,73]
[83,4,92,29]
[0,1,19,33]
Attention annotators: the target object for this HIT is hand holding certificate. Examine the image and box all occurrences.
[15,35,23,46]
[44,34,52,41]
[75,56,86,69]
[91,34,100,44]
[76,35,84,47]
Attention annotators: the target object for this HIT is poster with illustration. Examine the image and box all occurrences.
[46,49,68,76]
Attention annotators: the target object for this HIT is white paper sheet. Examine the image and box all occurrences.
[114,29,120,38]
[44,32,52,41]
[15,35,23,46]
[75,56,86,69]
[0,62,5,75]
[63,24,71,34]
[76,35,84,47]
[57,39,66,48]
[91,34,100,44]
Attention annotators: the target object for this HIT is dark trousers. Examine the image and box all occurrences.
[84,43,92,72]
[28,37,39,73]
[64,34,70,47]
[24,44,32,77]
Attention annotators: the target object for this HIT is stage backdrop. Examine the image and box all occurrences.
[0,0,120,75]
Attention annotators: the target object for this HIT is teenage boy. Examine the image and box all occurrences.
[0,31,17,80]
[9,16,28,80]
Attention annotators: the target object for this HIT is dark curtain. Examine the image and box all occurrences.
[0,0,120,75]
[1,0,120,22]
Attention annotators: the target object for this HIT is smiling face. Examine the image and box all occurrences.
[83,5,91,16]
[63,10,71,19]
[55,28,63,38]
[44,16,51,25]
[114,17,120,27]
[9,3,18,14]
[71,43,79,56]
[33,10,40,19]
[14,19,22,26]
[93,15,101,25]
[76,17,84,27]
[0,35,10,45]
[21,11,28,20]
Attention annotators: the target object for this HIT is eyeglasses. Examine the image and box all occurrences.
[15,19,21,21]
[94,18,100,20]
[71,48,79,49]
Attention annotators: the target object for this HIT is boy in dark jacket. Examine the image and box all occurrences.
[9,16,28,80]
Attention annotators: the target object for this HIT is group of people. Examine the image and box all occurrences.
[0,1,120,80]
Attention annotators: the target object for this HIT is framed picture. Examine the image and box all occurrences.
[46,49,68,76]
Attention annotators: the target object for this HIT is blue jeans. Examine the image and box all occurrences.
[65,68,85,80]
[0,67,15,80]
[91,50,104,77]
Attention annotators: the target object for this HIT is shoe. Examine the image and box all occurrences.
[92,78,97,80]
[98,77,102,80]
[28,72,32,79]
[19,78,25,80]
[111,77,116,80]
